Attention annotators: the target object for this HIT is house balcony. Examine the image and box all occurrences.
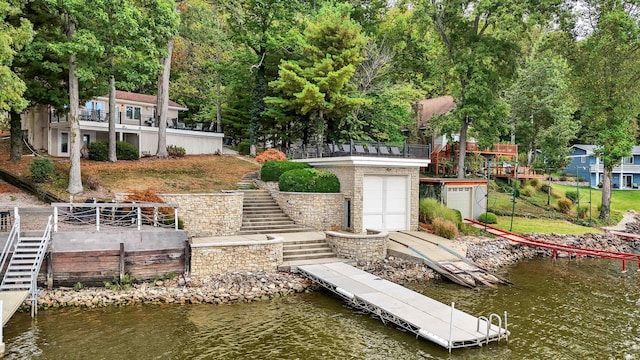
[589,164,640,174]
[49,110,223,133]
[286,140,431,160]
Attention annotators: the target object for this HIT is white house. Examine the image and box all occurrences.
[21,91,224,158]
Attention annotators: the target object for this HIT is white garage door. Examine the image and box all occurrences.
[363,175,408,231]
[446,187,472,219]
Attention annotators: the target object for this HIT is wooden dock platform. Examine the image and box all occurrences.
[298,262,509,350]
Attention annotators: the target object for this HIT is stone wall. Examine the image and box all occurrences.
[160,193,243,237]
[277,192,344,231]
[325,230,388,262]
[190,236,283,275]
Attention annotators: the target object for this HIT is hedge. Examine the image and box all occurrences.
[260,160,310,182]
[89,141,139,161]
[278,168,340,193]
[478,212,498,224]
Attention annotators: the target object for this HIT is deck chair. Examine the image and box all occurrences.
[378,146,391,156]
[390,146,402,156]
[341,144,352,154]
[193,123,204,131]
[365,145,378,155]
[354,144,367,155]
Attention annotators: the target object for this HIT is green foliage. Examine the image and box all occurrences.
[520,185,536,197]
[89,141,138,161]
[73,282,84,291]
[565,190,579,203]
[577,206,588,219]
[260,160,310,182]
[117,141,139,160]
[0,1,33,113]
[540,184,551,194]
[237,140,250,155]
[528,179,541,189]
[30,158,54,183]
[418,198,461,227]
[432,217,458,239]
[556,197,573,214]
[167,145,186,158]
[278,168,340,193]
[104,274,135,291]
[478,212,498,224]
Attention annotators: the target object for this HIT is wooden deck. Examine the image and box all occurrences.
[297,262,509,350]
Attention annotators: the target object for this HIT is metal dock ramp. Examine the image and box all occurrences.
[298,262,509,351]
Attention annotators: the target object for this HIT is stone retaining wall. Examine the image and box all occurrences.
[277,192,343,231]
[160,193,243,237]
[190,236,283,275]
[325,230,388,262]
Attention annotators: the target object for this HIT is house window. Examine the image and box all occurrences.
[623,156,634,165]
[125,106,141,120]
[61,132,69,154]
[580,156,586,163]
[82,134,90,147]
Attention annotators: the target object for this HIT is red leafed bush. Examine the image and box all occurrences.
[255,148,286,164]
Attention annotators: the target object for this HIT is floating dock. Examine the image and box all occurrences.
[298,262,509,350]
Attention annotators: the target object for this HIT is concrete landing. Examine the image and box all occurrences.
[0,291,29,326]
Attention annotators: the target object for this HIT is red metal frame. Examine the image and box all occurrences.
[464,219,640,273]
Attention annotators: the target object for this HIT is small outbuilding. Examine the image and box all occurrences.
[419,178,487,220]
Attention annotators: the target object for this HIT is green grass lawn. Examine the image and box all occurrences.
[491,216,602,235]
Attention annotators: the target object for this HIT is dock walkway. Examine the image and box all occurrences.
[298,262,508,350]
[0,291,28,326]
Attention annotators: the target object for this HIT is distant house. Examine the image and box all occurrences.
[565,145,640,189]
[21,90,224,158]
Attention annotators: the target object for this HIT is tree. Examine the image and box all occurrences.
[506,39,578,168]
[568,1,640,220]
[418,0,536,178]
[2,0,33,161]
[266,3,368,144]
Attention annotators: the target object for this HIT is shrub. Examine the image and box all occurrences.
[125,189,182,228]
[88,141,109,161]
[255,148,286,163]
[478,212,498,224]
[520,185,536,197]
[83,175,101,190]
[260,160,310,182]
[88,141,139,161]
[116,141,139,160]
[167,145,186,158]
[559,175,567,181]
[30,158,54,183]
[556,197,573,213]
[278,168,340,193]
[540,184,551,194]
[565,190,579,203]
[418,198,461,226]
[432,217,458,239]
[237,140,250,155]
[528,178,540,188]
[578,206,589,219]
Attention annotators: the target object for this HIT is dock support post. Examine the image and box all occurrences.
[449,302,454,353]
[46,252,53,290]
[119,243,125,282]
[184,240,190,275]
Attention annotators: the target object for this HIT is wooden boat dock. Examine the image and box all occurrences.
[297,262,509,351]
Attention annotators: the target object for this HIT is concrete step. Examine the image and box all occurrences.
[239,224,306,231]
[283,241,331,250]
[283,251,337,262]
[283,247,333,257]
[237,227,315,235]
[242,220,296,226]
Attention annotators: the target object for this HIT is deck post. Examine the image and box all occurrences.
[46,252,53,290]
[449,302,454,353]
[95,206,100,232]
[174,209,178,230]
[119,243,125,282]
[53,206,58,232]
[137,207,142,230]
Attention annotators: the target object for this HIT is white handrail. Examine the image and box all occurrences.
[0,213,20,281]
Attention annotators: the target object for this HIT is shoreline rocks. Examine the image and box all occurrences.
[26,231,640,311]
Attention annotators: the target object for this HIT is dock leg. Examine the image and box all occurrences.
[0,300,4,355]
[119,243,125,281]
[46,252,53,290]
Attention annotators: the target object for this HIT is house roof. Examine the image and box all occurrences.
[571,144,640,156]
[414,96,456,125]
[112,90,187,110]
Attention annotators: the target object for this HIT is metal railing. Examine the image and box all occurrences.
[52,202,180,232]
[287,140,431,160]
[0,208,19,281]
[30,215,52,318]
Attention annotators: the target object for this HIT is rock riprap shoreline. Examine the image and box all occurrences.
[28,230,640,311]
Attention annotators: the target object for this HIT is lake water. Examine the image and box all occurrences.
[4,257,640,359]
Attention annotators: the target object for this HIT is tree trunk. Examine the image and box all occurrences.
[156,39,173,158]
[599,168,612,220]
[108,75,117,162]
[456,116,468,179]
[67,21,83,196]
[9,110,22,161]
[249,56,266,157]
